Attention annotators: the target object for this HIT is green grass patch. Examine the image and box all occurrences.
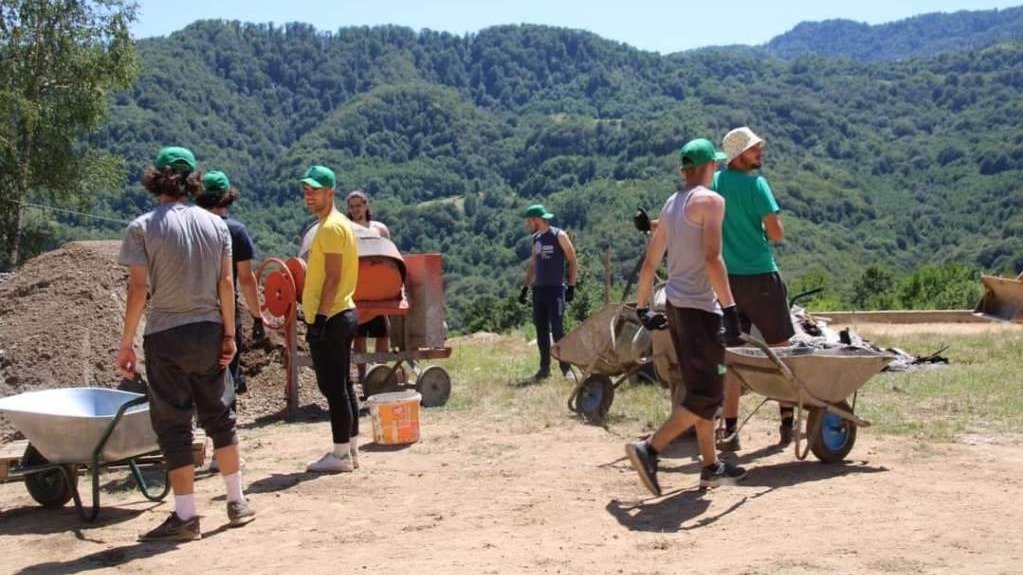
[434,329,1023,442]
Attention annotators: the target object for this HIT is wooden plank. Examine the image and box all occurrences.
[0,440,29,483]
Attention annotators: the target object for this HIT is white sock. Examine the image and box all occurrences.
[333,442,351,459]
[350,436,359,453]
[223,471,245,503]
[174,494,197,520]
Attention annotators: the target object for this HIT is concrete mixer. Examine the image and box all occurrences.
[256,223,452,416]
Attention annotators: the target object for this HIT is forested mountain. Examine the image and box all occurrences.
[49,17,1023,330]
[764,5,1023,62]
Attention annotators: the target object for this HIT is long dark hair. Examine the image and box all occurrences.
[142,166,203,199]
[195,187,240,210]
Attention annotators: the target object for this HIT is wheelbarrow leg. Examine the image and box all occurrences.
[129,458,171,502]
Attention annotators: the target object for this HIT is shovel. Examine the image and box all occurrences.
[973,274,1023,323]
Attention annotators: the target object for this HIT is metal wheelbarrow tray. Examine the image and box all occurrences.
[973,275,1023,323]
[0,387,170,521]
[725,338,895,462]
[552,303,656,423]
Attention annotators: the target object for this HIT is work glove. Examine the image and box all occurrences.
[636,307,668,331]
[721,305,743,346]
[565,285,575,303]
[518,286,529,305]
[633,207,651,233]
[305,313,328,344]
[250,316,266,343]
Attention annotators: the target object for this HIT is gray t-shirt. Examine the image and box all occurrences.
[118,202,232,335]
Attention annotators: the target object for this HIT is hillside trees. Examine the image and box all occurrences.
[0,0,137,269]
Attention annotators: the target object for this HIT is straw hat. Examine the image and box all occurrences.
[722,127,765,164]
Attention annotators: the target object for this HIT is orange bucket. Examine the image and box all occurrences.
[366,390,421,445]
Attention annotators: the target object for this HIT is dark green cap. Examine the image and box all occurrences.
[521,204,554,220]
[679,139,727,170]
[299,165,336,189]
[154,146,197,173]
[202,171,231,196]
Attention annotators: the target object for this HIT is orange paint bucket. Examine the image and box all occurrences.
[366,390,421,445]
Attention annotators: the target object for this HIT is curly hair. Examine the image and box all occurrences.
[195,187,240,210]
[142,166,203,199]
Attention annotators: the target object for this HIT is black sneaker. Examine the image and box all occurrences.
[138,512,201,542]
[778,422,794,446]
[227,500,256,527]
[699,460,747,488]
[716,428,741,452]
[532,370,551,382]
[625,441,661,496]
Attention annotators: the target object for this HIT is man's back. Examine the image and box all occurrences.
[119,203,230,335]
[713,169,779,275]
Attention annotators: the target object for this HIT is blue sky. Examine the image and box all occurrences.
[132,1,1023,53]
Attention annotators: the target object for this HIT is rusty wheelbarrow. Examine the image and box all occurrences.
[973,275,1023,323]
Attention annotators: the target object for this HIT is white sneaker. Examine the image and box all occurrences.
[306,452,354,473]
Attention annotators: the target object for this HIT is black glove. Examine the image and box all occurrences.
[305,313,328,343]
[721,305,743,346]
[636,307,668,331]
[633,207,651,233]
[565,285,575,303]
[251,316,266,343]
[518,286,529,305]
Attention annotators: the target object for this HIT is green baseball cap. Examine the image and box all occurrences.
[202,171,231,196]
[299,165,336,189]
[521,204,554,220]
[679,139,727,170]
[154,146,197,172]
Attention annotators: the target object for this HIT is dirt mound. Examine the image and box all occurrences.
[0,241,318,442]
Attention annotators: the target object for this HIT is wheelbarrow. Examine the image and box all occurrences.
[552,303,659,424]
[724,336,895,462]
[973,275,1023,323]
[0,387,170,521]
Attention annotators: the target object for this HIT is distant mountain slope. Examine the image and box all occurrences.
[65,20,1023,329]
[764,5,1023,61]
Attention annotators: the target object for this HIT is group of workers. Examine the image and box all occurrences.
[115,148,389,541]
[517,127,792,494]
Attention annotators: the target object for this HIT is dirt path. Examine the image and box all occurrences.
[2,407,1021,575]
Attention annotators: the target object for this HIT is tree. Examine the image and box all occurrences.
[0,0,137,268]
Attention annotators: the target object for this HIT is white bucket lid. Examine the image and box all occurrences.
[365,390,422,405]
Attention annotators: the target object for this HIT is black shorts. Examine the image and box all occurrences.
[664,303,725,420]
[143,321,237,471]
[729,272,795,344]
[356,315,388,338]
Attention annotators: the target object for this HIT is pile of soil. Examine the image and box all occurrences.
[0,241,328,442]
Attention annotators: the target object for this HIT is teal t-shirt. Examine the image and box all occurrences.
[712,169,780,275]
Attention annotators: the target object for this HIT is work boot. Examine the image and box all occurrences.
[625,441,661,496]
[138,513,201,542]
[699,460,748,488]
[778,422,794,446]
[226,500,256,527]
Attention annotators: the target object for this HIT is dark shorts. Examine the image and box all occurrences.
[664,303,725,420]
[356,315,388,338]
[729,272,795,344]
[143,321,237,471]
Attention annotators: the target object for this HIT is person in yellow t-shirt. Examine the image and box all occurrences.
[299,165,362,473]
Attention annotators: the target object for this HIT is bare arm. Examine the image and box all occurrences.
[318,253,343,316]
[636,223,668,309]
[116,265,148,378]
[524,251,536,287]
[374,221,391,239]
[764,214,784,243]
[558,231,578,285]
[218,255,237,368]
[237,259,261,319]
[700,196,735,308]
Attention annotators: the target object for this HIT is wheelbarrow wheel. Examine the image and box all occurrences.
[22,444,78,509]
[574,374,615,424]
[364,364,400,397]
[416,365,452,408]
[807,400,858,463]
